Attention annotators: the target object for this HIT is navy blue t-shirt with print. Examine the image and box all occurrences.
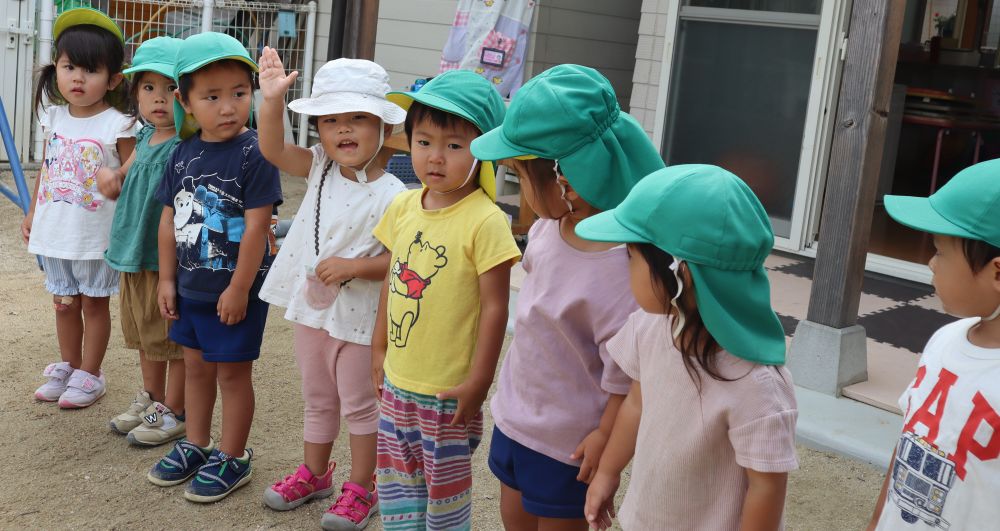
[155,129,282,302]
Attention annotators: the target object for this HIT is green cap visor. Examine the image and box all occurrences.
[388,70,505,200]
[172,33,258,139]
[884,196,978,241]
[53,8,124,44]
[123,37,182,81]
[575,164,786,365]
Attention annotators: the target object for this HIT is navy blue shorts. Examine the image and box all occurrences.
[168,295,268,362]
[488,426,589,519]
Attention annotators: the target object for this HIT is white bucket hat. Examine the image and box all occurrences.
[288,58,406,124]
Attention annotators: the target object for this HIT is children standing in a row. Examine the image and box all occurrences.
[98,36,187,447]
[256,49,406,530]
[25,7,134,409]
[372,71,522,530]
[147,33,282,503]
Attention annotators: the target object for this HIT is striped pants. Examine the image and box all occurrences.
[377,379,483,531]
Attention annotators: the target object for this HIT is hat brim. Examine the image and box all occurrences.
[54,8,124,43]
[122,63,176,81]
[387,91,480,131]
[884,195,978,240]
[687,264,786,365]
[288,92,407,124]
[178,55,259,77]
[574,209,648,244]
[471,126,534,162]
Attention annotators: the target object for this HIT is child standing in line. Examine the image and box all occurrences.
[255,49,407,530]
[579,165,799,530]
[469,64,665,529]
[371,70,521,530]
[23,8,135,409]
[146,32,282,503]
[97,36,187,447]
[867,159,1000,530]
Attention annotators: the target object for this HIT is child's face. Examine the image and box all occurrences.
[627,244,669,314]
[136,72,176,130]
[55,53,122,112]
[317,111,387,168]
[179,61,252,142]
[410,116,480,196]
[930,234,1000,317]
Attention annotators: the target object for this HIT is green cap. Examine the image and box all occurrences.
[471,64,665,211]
[53,7,124,44]
[123,37,182,80]
[173,32,259,139]
[886,159,1000,248]
[575,164,786,365]
[387,70,506,200]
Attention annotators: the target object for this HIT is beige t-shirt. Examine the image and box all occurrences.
[608,310,799,530]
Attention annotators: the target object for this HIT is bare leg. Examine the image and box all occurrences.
[500,483,538,531]
[348,432,377,489]
[139,350,167,401]
[79,295,111,375]
[183,348,216,448]
[304,440,335,477]
[537,517,589,531]
[217,361,254,456]
[53,295,83,368]
[165,358,185,414]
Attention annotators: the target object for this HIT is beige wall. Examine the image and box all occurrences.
[313,0,333,74]
[628,0,669,138]
[373,0,642,103]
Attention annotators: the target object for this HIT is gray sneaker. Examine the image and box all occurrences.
[127,402,185,446]
[110,391,154,434]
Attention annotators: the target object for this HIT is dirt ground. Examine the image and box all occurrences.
[0,170,887,530]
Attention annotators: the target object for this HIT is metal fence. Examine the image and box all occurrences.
[35,0,318,157]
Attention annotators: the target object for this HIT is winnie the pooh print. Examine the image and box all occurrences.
[388,231,447,347]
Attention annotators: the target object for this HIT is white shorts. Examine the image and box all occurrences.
[40,256,119,297]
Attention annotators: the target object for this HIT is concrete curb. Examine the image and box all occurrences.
[794,385,901,470]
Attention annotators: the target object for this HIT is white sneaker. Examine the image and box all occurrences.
[58,369,106,409]
[110,390,155,434]
[34,362,74,402]
[127,402,186,446]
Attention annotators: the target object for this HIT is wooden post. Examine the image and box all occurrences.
[788,0,906,396]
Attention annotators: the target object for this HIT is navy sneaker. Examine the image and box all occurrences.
[147,438,214,487]
[184,448,254,503]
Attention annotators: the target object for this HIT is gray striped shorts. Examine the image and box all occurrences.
[40,256,119,297]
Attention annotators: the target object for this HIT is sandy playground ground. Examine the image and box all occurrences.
[0,170,887,529]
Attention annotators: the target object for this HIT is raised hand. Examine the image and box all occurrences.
[258,46,299,101]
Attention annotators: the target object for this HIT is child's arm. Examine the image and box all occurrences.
[20,144,45,244]
[739,470,788,531]
[117,137,136,165]
[257,46,311,177]
[436,261,512,424]
[866,448,895,531]
[371,271,390,401]
[586,380,642,530]
[572,393,625,484]
[97,150,137,200]
[157,206,179,320]
[217,205,272,325]
[315,252,391,285]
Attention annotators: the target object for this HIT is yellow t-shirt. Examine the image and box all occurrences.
[373,188,522,395]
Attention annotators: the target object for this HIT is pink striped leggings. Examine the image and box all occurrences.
[294,324,379,442]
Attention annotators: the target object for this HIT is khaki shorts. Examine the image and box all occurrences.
[120,271,182,361]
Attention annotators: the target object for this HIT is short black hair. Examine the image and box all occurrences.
[403,101,479,147]
[962,238,1000,273]
[177,59,255,103]
[34,25,128,116]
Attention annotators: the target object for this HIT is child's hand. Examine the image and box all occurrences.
[585,470,620,530]
[315,256,356,286]
[258,46,299,102]
[157,280,179,320]
[217,285,249,325]
[571,429,609,484]
[96,167,124,200]
[20,214,32,244]
[436,375,490,426]
[371,348,386,402]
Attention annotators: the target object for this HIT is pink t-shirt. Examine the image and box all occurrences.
[609,310,799,531]
[490,218,635,466]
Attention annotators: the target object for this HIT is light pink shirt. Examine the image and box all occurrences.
[609,310,799,531]
[490,218,635,466]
